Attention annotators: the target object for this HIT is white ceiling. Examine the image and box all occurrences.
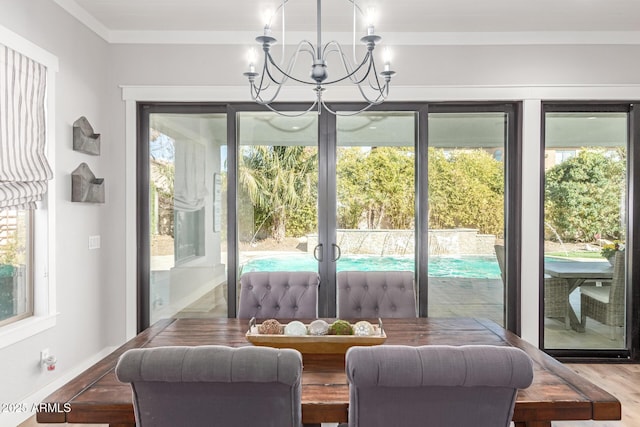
[54,0,640,44]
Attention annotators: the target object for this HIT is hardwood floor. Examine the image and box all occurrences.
[554,363,640,427]
[19,363,638,427]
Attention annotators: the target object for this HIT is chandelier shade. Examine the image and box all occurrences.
[243,0,395,115]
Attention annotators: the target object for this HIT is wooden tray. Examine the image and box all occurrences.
[246,319,387,354]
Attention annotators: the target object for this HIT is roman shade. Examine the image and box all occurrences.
[174,139,207,212]
[0,43,52,211]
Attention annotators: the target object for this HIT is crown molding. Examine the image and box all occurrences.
[107,30,640,46]
[53,0,111,41]
[54,1,640,46]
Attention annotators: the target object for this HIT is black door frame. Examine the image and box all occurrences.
[540,102,639,361]
[137,101,523,336]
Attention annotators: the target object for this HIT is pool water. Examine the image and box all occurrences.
[241,254,502,279]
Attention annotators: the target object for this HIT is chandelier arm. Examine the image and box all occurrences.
[252,77,288,105]
[355,81,388,105]
[365,57,387,91]
[251,61,290,105]
[320,42,373,85]
[265,41,320,86]
[253,43,321,105]
[329,45,375,86]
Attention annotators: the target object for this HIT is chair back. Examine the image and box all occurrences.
[116,345,303,427]
[238,271,319,319]
[345,344,534,427]
[608,250,626,324]
[337,270,416,318]
[494,244,506,283]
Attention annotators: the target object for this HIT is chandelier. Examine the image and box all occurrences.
[243,0,395,116]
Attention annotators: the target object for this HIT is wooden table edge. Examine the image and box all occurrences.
[475,318,622,421]
[36,318,176,423]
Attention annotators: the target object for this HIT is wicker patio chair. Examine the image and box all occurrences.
[580,250,625,340]
[495,245,570,329]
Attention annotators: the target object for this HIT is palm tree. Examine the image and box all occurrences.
[239,145,317,242]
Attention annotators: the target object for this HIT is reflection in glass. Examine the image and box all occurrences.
[148,113,228,323]
[236,112,319,300]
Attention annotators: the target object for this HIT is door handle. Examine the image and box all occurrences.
[332,244,342,262]
[313,244,324,262]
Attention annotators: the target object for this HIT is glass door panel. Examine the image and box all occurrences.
[335,112,417,309]
[236,112,319,290]
[543,111,627,350]
[427,112,506,326]
[148,113,228,324]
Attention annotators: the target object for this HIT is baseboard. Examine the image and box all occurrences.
[1,346,117,427]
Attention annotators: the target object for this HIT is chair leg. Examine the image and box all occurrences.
[610,326,617,341]
[565,315,571,330]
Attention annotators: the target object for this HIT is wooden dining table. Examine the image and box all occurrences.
[36,317,621,427]
[544,260,613,331]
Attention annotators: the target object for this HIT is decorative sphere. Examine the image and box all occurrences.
[284,320,308,336]
[329,319,353,335]
[258,319,283,335]
[353,321,374,336]
[308,319,330,336]
[310,63,328,83]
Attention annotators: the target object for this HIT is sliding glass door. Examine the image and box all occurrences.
[235,111,319,292]
[426,111,508,326]
[140,107,228,328]
[542,106,628,352]
[137,102,520,334]
[332,112,417,315]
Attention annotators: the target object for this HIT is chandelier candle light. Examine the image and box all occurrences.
[243,0,396,115]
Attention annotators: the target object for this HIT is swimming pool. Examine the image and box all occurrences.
[240,254,502,279]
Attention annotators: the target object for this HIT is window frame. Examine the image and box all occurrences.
[0,24,58,349]
[0,209,34,327]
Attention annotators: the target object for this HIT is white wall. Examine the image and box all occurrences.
[2,1,640,424]
[0,1,114,425]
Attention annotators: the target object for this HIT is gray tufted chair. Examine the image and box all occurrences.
[237,271,320,319]
[115,345,303,427]
[337,270,416,318]
[345,344,534,427]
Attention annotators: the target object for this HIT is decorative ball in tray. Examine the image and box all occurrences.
[246,317,386,354]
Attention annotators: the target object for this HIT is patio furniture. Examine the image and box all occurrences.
[495,245,570,329]
[344,344,534,427]
[337,270,417,318]
[543,259,613,332]
[580,251,625,339]
[237,271,320,319]
[115,345,303,427]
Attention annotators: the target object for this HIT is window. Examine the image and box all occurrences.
[0,209,32,326]
[0,24,57,346]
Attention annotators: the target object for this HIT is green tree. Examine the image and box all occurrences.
[337,146,415,229]
[239,145,317,242]
[545,149,625,242]
[428,148,504,236]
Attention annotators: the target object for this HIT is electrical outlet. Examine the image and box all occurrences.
[40,348,50,366]
[88,235,101,250]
